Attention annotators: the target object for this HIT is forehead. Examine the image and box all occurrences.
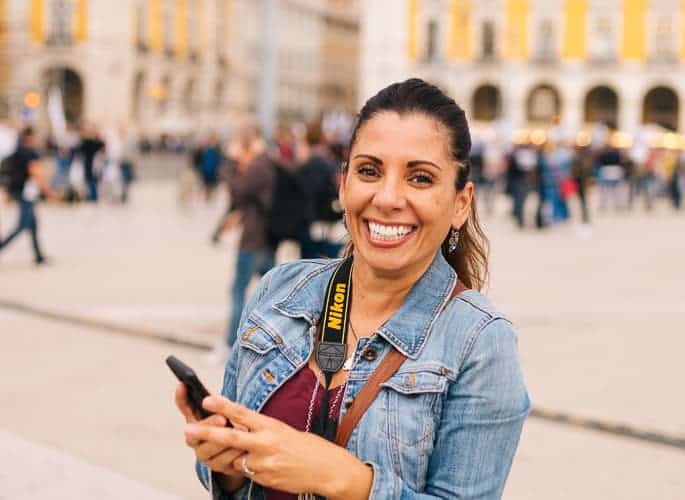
[352,111,451,163]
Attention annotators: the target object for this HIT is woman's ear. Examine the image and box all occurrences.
[451,181,473,229]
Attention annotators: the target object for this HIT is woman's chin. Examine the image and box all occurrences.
[354,246,414,275]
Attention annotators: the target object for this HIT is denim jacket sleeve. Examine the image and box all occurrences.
[195,269,276,499]
[365,317,530,500]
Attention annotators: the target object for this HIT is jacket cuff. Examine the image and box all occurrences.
[196,461,239,499]
[364,461,400,500]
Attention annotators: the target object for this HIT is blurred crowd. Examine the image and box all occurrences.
[179,120,349,363]
[470,126,684,231]
[1,116,684,273]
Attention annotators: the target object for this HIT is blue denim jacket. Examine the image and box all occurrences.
[197,251,530,499]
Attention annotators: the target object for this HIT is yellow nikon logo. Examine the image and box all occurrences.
[326,283,347,330]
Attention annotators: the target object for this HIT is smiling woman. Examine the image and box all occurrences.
[340,81,488,290]
[175,79,530,500]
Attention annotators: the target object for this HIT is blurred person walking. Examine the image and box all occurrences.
[297,121,343,259]
[596,143,626,212]
[78,125,105,202]
[0,127,54,264]
[481,137,506,216]
[199,134,223,202]
[119,128,138,204]
[571,144,594,225]
[51,126,79,194]
[275,126,296,165]
[638,147,664,211]
[546,141,574,224]
[104,127,137,204]
[506,141,537,228]
[663,148,682,210]
[534,143,556,229]
[210,129,276,363]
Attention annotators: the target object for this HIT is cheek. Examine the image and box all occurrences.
[415,190,456,223]
[344,180,373,212]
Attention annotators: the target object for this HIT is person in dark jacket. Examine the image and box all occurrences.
[0,127,54,264]
[78,125,105,202]
[297,122,342,258]
[210,128,276,363]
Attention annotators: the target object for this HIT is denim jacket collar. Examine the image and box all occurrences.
[273,251,458,360]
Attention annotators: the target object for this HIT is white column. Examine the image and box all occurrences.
[257,0,279,141]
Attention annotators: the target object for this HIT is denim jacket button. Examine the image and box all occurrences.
[344,397,355,408]
[363,348,377,362]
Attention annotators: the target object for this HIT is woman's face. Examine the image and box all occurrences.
[340,111,472,277]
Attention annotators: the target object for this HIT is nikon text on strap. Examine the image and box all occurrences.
[313,257,353,441]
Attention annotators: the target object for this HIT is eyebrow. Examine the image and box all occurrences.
[352,154,442,170]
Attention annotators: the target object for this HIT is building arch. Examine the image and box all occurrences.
[41,66,84,125]
[584,85,619,129]
[642,86,679,131]
[526,83,561,124]
[471,83,501,122]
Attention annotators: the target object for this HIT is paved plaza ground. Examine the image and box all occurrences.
[0,180,683,499]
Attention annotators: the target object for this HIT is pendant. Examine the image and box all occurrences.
[342,354,354,371]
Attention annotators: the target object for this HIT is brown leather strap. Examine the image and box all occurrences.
[334,279,468,447]
[334,348,406,447]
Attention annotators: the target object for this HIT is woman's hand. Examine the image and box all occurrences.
[174,384,248,492]
[184,395,374,500]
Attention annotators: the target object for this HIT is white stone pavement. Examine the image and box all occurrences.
[0,430,182,500]
[1,181,684,499]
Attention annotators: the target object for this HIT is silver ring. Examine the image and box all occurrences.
[241,455,256,476]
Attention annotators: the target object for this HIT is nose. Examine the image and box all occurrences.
[372,173,407,212]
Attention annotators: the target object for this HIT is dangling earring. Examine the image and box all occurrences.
[448,228,460,253]
[342,210,347,230]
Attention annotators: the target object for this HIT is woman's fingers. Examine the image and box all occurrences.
[202,395,278,432]
[185,423,260,453]
[174,383,197,423]
[205,448,246,473]
[184,413,227,448]
[193,431,238,461]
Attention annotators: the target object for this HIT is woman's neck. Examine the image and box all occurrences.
[350,254,432,323]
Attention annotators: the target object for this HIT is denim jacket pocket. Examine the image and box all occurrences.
[235,324,283,394]
[378,367,448,447]
[238,324,281,355]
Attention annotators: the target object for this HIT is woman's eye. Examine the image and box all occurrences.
[409,172,434,185]
[356,164,379,178]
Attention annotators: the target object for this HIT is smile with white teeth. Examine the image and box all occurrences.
[367,221,415,241]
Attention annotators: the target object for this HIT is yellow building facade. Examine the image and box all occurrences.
[362,0,685,133]
[2,0,359,135]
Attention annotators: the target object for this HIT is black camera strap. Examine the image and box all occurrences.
[313,256,353,441]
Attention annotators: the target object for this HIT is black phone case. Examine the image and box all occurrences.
[166,355,214,420]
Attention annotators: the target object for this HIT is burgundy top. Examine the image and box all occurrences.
[260,365,346,500]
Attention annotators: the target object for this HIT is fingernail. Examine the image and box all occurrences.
[203,396,216,409]
[185,424,197,436]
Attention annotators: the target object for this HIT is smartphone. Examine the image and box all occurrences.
[166,355,232,426]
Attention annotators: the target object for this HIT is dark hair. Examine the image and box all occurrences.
[18,126,35,144]
[344,78,489,290]
[305,121,325,147]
